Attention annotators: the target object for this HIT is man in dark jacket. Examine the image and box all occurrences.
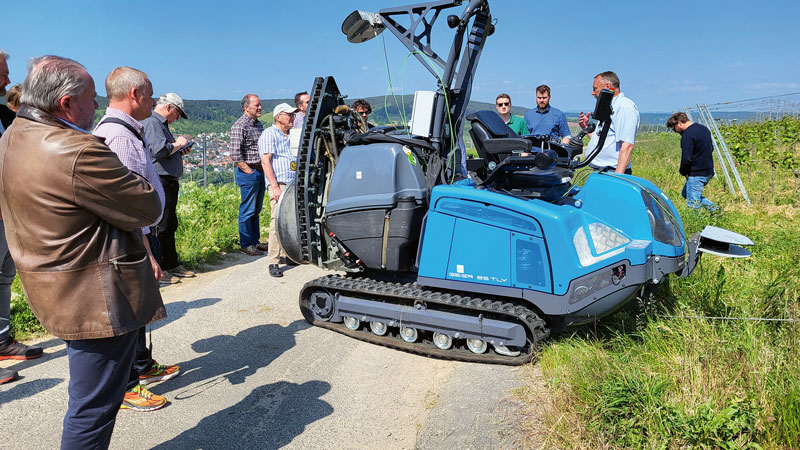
[667,112,719,212]
[0,55,164,449]
[0,50,43,386]
[141,92,195,283]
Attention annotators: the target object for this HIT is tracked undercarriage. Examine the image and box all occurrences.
[300,275,549,365]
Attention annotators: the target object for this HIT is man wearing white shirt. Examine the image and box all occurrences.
[578,71,640,174]
[259,103,299,277]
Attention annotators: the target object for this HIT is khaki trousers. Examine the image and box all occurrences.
[267,183,286,265]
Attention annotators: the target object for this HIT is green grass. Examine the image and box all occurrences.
[533,132,800,449]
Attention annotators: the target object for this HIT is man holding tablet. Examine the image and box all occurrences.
[142,93,196,283]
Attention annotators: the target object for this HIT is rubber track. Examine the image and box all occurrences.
[299,275,550,366]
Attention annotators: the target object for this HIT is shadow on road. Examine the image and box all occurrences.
[0,377,63,407]
[151,380,332,449]
[151,297,221,331]
[154,320,310,399]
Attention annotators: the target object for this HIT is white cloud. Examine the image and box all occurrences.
[361,65,369,71]
[725,60,744,69]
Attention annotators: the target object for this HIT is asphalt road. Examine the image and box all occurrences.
[0,254,529,449]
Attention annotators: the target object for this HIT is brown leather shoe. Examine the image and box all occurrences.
[240,245,264,256]
[255,242,269,252]
[168,265,196,278]
[159,272,181,285]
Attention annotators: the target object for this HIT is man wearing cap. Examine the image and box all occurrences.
[259,103,299,277]
[230,94,267,256]
[141,93,195,283]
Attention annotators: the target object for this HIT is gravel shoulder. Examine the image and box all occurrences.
[0,253,537,449]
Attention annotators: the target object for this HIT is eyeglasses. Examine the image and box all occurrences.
[496,102,509,107]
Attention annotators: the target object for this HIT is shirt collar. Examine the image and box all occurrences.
[56,117,90,133]
[106,107,145,132]
[241,114,259,125]
[536,105,551,114]
[152,111,168,125]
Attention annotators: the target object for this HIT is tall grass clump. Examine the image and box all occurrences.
[175,181,271,267]
[535,132,800,449]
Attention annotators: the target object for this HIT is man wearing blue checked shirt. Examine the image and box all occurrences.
[259,103,299,277]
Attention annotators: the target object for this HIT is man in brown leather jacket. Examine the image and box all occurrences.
[0,55,165,450]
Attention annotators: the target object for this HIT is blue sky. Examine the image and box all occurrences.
[3,0,798,112]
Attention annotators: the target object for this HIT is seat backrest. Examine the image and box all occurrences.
[467,110,518,163]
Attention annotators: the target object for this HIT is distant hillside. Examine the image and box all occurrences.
[93,95,758,134]
[93,95,526,135]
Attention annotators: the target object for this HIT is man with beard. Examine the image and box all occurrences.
[524,84,571,144]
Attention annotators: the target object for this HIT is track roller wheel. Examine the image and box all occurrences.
[343,316,360,330]
[370,321,388,336]
[305,290,334,321]
[466,338,488,354]
[432,332,452,350]
[399,326,418,343]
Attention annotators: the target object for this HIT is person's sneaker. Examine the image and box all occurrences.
[120,384,167,412]
[168,265,195,278]
[255,242,269,252]
[0,367,17,384]
[0,337,44,361]
[159,272,181,285]
[241,245,264,256]
[139,360,180,385]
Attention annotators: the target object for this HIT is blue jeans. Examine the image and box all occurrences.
[235,167,266,248]
[62,331,137,450]
[682,175,718,211]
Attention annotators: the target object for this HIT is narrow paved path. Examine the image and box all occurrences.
[0,254,530,449]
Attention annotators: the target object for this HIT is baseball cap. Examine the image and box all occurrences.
[273,103,299,117]
[161,93,187,119]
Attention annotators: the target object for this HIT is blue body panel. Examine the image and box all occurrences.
[418,173,686,297]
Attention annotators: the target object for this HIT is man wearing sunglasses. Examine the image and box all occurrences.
[524,85,571,144]
[495,93,529,135]
[259,103,299,277]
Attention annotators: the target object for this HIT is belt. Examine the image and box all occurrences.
[246,162,263,170]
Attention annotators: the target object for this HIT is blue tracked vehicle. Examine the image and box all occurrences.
[276,0,752,364]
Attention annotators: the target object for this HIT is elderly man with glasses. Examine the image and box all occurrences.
[259,103,300,277]
[495,93,529,135]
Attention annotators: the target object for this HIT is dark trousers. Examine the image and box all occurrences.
[155,176,181,270]
[235,167,265,248]
[127,327,153,390]
[62,331,137,450]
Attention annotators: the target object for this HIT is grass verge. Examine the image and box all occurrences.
[532,132,800,449]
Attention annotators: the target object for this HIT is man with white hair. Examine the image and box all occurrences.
[259,102,299,277]
[0,50,43,386]
[0,55,164,449]
[142,92,195,283]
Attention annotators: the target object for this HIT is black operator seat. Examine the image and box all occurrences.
[468,111,573,201]
[467,111,532,169]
